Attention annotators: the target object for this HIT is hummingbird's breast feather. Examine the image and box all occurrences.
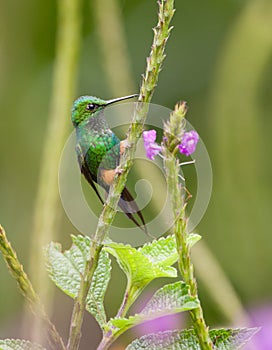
[76,124,120,180]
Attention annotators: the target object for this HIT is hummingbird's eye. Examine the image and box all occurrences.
[86,103,96,111]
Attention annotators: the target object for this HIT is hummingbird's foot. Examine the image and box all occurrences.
[115,167,124,175]
[120,139,129,155]
[101,169,116,185]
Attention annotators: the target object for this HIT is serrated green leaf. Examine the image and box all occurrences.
[106,242,176,285]
[105,236,178,286]
[140,281,199,315]
[104,237,179,314]
[210,328,260,349]
[138,235,178,267]
[110,282,199,332]
[126,327,259,350]
[45,235,111,329]
[0,339,45,350]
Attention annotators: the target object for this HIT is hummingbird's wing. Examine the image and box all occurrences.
[76,144,104,204]
[76,143,149,235]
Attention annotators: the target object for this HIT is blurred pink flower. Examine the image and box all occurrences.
[242,303,272,349]
[135,313,183,337]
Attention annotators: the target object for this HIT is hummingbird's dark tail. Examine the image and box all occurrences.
[119,187,149,236]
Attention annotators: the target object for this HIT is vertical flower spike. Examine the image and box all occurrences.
[162,101,213,349]
[142,130,162,160]
[179,130,199,156]
[163,101,187,153]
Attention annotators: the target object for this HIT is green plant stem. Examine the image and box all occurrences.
[94,0,175,244]
[96,286,136,349]
[164,151,213,349]
[115,279,143,318]
[67,1,175,349]
[96,332,115,350]
[163,106,213,349]
[0,225,66,350]
[67,241,102,350]
[116,286,131,318]
[96,283,142,350]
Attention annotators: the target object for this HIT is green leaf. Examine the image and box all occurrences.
[139,281,199,315]
[126,327,260,349]
[0,339,45,350]
[138,235,178,267]
[209,328,260,349]
[187,233,201,249]
[110,282,199,332]
[105,236,178,288]
[45,235,111,329]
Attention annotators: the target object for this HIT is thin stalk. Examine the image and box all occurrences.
[96,332,114,350]
[28,0,82,343]
[99,288,141,350]
[67,1,175,349]
[97,282,141,349]
[0,225,66,350]
[163,104,213,349]
[115,286,131,319]
[95,0,175,241]
[96,282,143,349]
[115,280,143,319]
[67,241,102,350]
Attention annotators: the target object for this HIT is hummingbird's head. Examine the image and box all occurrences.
[71,96,107,127]
[71,94,138,127]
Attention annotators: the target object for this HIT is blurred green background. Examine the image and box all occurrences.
[0,0,271,348]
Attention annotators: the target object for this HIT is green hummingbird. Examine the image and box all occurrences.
[71,94,147,233]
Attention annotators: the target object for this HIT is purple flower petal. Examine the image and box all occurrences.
[179,130,199,156]
[142,130,157,144]
[142,130,162,160]
[145,143,162,160]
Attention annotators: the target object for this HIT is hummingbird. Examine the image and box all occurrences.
[71,94,147,233]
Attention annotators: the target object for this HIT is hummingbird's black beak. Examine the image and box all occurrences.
[106,94,139,106]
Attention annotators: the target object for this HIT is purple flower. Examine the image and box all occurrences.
[142,129,157,144]
[179,130,199,156]
[142,130,162,160]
